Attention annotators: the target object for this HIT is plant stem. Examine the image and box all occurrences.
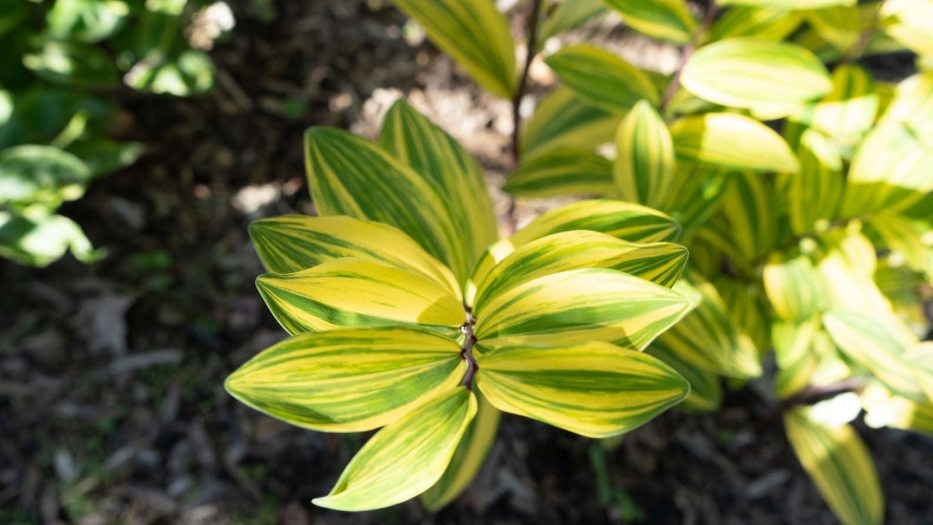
[660,0,718,112]
[511,0,543,167]
[504,0,543,236]
[460,320,479,389]
[781,377,869,410]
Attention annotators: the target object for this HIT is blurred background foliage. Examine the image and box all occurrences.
[0,0,230,267]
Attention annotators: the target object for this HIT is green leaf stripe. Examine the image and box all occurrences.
[521,87,620,155]
[603,0,696,44]
[614,99,675,208]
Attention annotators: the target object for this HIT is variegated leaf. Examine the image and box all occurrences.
[475,268,690,349]
[313,387,477,511]
[379,100,498,282]
[545,44,660,114]
[521,87,621,156]
[505,146,613,198]
[421,393,500,511]
[648,343,723,412]
[783,129,844,235]
[784,406,883,525]
[602,0,696,44]
[256,258,463,335]
[224,328,464,432]
[392,0,515,98]
[764,250,828,322]
[670,113,799,173]
[614,99,676,208]
[475,341,689,438]
[708,7,803,41]
[474,230,687,317]
[249,215,460,297]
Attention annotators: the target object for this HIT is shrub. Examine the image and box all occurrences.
[228,0,933,521]
[0,0,225,266]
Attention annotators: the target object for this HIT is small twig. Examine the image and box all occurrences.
[511,0,543,167]
[660,0,718,112]
[780,377,869,410]
[842,2,884,64]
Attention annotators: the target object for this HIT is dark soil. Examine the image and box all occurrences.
[2,1,931,524]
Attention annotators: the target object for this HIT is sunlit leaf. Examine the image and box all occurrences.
[505,146,613,198]
[602,0,696,44]
[670,113,799,173]
[614,100,675,208]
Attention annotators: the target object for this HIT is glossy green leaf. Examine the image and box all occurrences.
[670,113,799,173]
[475,341,689,438]
[23,41,119,87]
[708,7,803,41]
[225,328,465,432]
[0,145,92,210]
[249,215,460,297]
[313,387,477,511]
[46,0,129,43]
[474,230,688,316]
[305,127,466,284]
[422,393,500,511]
[784,407,883,525]
[475,268,690,349]
[0,211,100,267]
[681,39,831,111]
[379,100,498,281]
[614,100,675,208]
[393,0,516,98]
[653,278,763,379]
[521,87,621,156]
[505,146,613,198]
[823,311,927,401]
[661,164,729,239]
[545,44,660,114]
[602,0,696,44]
[256,258,463,335]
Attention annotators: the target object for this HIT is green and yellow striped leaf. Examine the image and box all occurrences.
[540,0,608,44]
[880,72,933,139]
[469,199,681,294]
[521,87,621,156]
[475,341,689,437]
[867,212,933,278]
[653,278,763,379]
[504,146,613,198]
[719,0,856,8]
[716,278,771,354]
[256,258,463,335]
[379,100,498,281]
[823,311,927,401]
[815,226,890,314]
[708,7,803,42]
[545,44,660,114]
[248,215,460,297]
[772,318,821,398]
[661,164,729,239]
[784,406,884,525]
[809,64,879,149]
[313,387,477,511]
[764,250,828,322]
[475,268,690,349]
[681,39,832,111]
[614,99,675,208]
[474,230,688,316]
[392,0,515,98]
[305,127,467,282]
[648,343,723,412]
[783,129,844,236]
[841,120,933,216]
[806,5,862,52]
[861,382,933,434]
[224,328,464,432]
[670,113,799,173]
[881,0,933,58]
[602,0,696,44]
[422,393,500,511]
[713,173,780,262]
